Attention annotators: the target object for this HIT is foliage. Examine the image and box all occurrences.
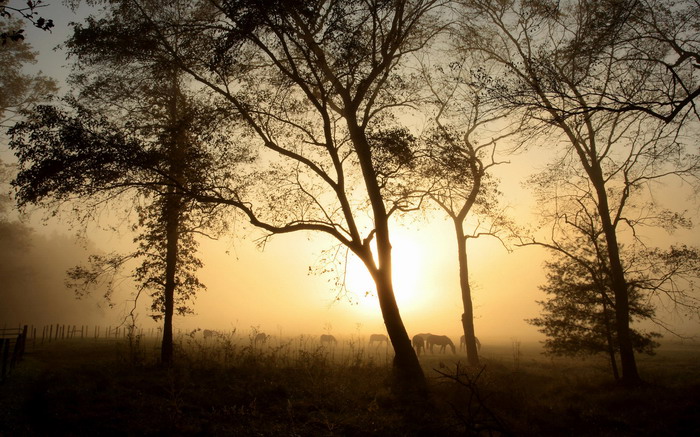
[459,0,700,384]
[10,104,156,204]
[0,0,54,44]
[8,88,235,329]
[530,251,661,361]
[132,197,205,320]
[0,18,57,127]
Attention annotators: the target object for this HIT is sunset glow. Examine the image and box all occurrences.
[344,229,433,316]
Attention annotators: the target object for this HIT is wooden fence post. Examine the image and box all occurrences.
[1,339,9,382]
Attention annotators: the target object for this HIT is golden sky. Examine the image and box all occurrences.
[3,1,699,346]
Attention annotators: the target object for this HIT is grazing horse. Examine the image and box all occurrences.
[427,334,456,354]
[254,332,269,346]
[460,335,481,352]
[412,334,425,356]
[369,334,388,346]
[416,333,433,343]
[320,334,337,345]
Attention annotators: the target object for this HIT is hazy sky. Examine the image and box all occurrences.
[3,1,699,345]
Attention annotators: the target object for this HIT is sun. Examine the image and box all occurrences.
[344,230,428,315]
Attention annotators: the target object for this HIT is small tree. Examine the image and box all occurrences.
[530,249,661,380]
[416,58,516,366]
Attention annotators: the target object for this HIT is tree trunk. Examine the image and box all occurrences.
[455,221,480,366]
[372,257,427,393]
[347,116,426,392]
[601,291,620,381]
[161,193,180,366]
[591,168,641,385]
[161,73,185,367]
[603,225,640,385]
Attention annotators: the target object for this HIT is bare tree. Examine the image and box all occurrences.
[585,0,700,123]
[417,57,516,366]
[457,0,700,385]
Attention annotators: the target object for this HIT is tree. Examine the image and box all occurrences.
[530,247,661,381]
[99,0,447,390]
[457,0,700,386]
[9,67,238,364]
[417,58,516,367]
[0,18,57,128]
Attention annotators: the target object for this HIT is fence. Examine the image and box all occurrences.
[1,325,28,383]
[29,324,164,344]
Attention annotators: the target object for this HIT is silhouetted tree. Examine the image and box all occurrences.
[0,18,56,127]
[576,0,700,123]
[9,68,238,364]
[96,0,447,390]
[417,58,516,367]
[457,0,700,386]
[529,248,661,381]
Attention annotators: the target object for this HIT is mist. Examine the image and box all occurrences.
[0,219,119,328]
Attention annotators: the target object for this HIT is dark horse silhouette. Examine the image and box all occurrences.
[369,333,388,346]
[320,334,337,345]
[427,334,456,354]
[412,334,425,356]
[254,332,269,346]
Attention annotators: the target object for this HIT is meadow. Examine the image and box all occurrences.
[1,331,698,436]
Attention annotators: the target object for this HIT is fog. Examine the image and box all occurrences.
[0,207,549,343]
[2,149,698,346]
[0,220,110,327]
[4,205,698,346]
[2,1,699,349]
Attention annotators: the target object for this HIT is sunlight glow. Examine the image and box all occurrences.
[345,230,429,315]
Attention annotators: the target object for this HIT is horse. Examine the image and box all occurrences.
[254,332,269,346]
[369,333,388,346]
[320,334,337,345]
[412,334,425,356]
[416,333,433,343]
[459,335,481,352]
[427,334,456,354]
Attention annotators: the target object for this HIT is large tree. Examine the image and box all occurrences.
[9,66,238,364]
[457,0,700,385]
[94,0,447,390]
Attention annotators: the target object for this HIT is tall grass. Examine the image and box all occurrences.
[1,333,698,436]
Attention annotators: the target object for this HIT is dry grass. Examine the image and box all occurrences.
[1,333,698,436]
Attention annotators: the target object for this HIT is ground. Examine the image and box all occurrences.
[1,334,699,436]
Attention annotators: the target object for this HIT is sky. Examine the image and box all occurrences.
[2,1,699,347]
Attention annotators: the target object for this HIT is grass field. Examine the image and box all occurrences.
[1,333,699,436]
